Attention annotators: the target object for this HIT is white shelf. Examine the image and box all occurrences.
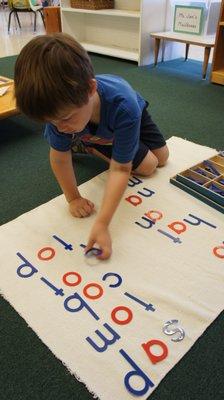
[60,0,168,66]
[61,7,140,18]
[81,42,139,61]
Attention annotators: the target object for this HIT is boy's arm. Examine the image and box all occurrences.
[50,148,94,217]
[86,158,132,259]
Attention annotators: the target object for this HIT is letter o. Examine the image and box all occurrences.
[83,283,104,299]
[62,272,82,286]
[111,306,133,325]
[213,245,224,259]
[38,247,55,261]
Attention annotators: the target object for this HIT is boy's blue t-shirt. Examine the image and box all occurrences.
[44,74,147,164]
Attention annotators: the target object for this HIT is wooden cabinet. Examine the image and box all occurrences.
[60,0,167,66]
[211,0,224,84]
[44,6,62,34]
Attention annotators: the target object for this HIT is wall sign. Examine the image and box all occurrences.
[173,5,204,35]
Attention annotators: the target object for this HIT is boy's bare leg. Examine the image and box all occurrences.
[89,144,169,177]
[88,148,110,164]
[133,145,169,177]
[152,145,169,167]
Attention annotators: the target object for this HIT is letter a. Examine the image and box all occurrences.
[125,195,142,206]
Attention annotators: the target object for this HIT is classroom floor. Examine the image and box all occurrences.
[0,7,45,58]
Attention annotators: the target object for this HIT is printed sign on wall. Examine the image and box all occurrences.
[173,5,204,35]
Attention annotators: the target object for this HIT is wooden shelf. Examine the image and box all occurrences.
[211,0,224,85]
[211,68,224,85]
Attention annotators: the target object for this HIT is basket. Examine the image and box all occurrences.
[70,0,114,10]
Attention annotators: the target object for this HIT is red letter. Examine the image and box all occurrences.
[111,306,133,325]
[83,283,104,299]
[145,210,163,222]
[168,221,187,234]
[125,195,142,206]
[62,272,82,286]
[141,339,168,364]
[213,243,224,259]
[38,247,55,260]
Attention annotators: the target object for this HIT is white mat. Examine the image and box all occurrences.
[0,137,223,399]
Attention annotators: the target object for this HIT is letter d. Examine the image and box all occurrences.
[120,349,154,396]
[16,252,38,278]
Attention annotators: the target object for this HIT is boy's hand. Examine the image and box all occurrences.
[86,221,112,260]
[69,197,95,218]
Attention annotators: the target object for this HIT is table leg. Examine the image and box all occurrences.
[185,43,190,61]
[202,46,211,79]
[161,39,165,62]
[154,38,161,66]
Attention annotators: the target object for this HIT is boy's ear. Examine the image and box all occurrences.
[89,79,97,97]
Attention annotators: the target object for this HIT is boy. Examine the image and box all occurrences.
[14,33,169,260]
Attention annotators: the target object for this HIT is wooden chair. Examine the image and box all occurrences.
[8,0,45,32]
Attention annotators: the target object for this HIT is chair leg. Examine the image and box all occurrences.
[39,9,45,28]
[33,11,37,32]
[15,11,21,29]
[8,10,13,32]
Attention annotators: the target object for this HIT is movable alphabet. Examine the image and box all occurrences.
[157,229,182,244]
[124,292,155,312]
[135,216,155,229]
[64,292,100,321]
[142,339,168,364]
[111,306,133,325]
[125,195,142,207]
[168,221,187,234]
[86,323,121,352]
[37,247,55,261]
[16,252,38,278]
[163,320,185,342]
[183,214,217,229]
[128,176,143,187]
[40,276,64,296]
[52,235,73,251]
[102,272,123,288]
[137,188,155,198]
[83,283,104,300]
[120,349,155,396]
[135,209,163,229]
[63,271,82,286]
[213,242,224,259]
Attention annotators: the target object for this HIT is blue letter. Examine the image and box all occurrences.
[86,323,120,352]
[16,252,38,278]
[120,349,154,396]
[64,292,100,321]
[40,276,64,296]
[102,272,122,288]
[183,214,216,229]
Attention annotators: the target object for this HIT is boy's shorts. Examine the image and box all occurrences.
[79,107,166,170]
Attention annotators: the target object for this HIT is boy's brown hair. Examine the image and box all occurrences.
[14,33,95,121]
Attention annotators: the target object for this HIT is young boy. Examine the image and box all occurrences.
[14,33,169,260]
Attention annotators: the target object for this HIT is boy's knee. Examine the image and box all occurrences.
[155,145,169,167]
[134,152,158,177]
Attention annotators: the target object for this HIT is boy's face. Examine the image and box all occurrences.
[50,96,94,134]
[48,79,97,134]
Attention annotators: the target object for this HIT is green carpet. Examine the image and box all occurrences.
[0,54,224,400]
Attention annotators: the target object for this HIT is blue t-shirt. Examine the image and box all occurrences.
[44,74,147,163]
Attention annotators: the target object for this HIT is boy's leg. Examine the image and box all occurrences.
[132,107,169,176]
[88,147,110,164]
[133,144,168,176]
